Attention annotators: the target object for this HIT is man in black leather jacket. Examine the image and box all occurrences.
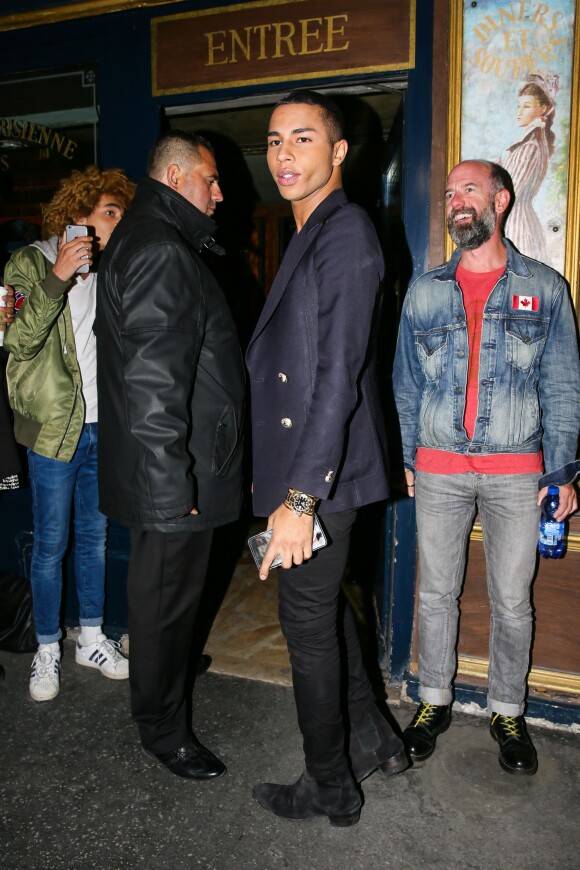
[96,131,245,780]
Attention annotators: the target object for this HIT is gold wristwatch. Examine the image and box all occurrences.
[284,488,319,516]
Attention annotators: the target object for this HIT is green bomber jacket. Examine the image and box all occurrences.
[3,241,85,462]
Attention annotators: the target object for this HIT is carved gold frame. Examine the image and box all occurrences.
[446,0,580,312]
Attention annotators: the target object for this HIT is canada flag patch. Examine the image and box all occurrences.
[512,295,539,311]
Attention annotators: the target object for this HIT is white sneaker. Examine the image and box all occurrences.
[75,633,129,680]
[30,646,61,702]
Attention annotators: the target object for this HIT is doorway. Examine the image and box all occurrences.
[165,85,408,686]
[165,86,406,334]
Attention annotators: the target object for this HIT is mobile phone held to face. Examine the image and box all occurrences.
[248,514,327,572]
[65,224,90,273]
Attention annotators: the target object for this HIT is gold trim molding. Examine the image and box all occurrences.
[411,655,580,696]
[469,521,580,553]
[457,655,580,697]
[0,0,183,32]
[445,0,463,264]
[565,3,580,306]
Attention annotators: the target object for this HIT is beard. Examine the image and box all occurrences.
[447,201,497,250]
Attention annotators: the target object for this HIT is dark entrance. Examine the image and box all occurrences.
[163,85,410,681]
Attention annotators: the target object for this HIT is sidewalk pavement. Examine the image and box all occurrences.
[0,643,578,870]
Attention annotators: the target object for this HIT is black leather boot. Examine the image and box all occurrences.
[252,769,362,827]
[403,702,452,761]
[349,705,409,782]
[490,713,538,775]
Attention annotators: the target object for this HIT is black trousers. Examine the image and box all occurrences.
[127,527,213,753]
[277,509,376,781]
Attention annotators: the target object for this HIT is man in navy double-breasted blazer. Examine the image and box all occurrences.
[247,90,408,827]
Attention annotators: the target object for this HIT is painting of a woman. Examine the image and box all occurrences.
[499,72,559,265]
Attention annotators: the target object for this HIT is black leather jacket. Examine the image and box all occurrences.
[96,177,245,531]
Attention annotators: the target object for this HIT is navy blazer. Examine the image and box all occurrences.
[246,189,390,518]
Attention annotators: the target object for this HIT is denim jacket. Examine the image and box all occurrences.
[393,240,580,488]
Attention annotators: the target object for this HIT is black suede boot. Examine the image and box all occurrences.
[349,704,409,782]
[252,770,362,827]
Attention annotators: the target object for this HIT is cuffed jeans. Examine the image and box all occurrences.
[28,423,106,644]
[278,509,378,781]
[415,471,541,717]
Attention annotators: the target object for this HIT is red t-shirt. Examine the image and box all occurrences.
[415,262,543,475]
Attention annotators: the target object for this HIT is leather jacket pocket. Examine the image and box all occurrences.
[416,329,449,382]
[212,405,240,477]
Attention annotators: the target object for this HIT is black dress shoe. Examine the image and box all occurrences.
[349,705,409,782]
[143,737,226,780]
[0,663,4,681]
[490,713,538,775]
[196,654,212,676]
[403,702,451,761]
[252,770,361,827]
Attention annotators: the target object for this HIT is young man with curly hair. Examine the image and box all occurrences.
[3,165,135,702]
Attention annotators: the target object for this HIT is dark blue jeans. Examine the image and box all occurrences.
[28,423,107,643]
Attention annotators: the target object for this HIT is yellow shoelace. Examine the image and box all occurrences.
[415,703,437,726]
[492,714,520,738]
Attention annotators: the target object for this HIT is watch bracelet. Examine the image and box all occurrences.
[284,488,318,516]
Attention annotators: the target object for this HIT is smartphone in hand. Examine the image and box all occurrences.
[65,224,90,274]
[248,514,328,571]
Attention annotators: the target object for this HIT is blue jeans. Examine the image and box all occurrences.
[415,471,541,717]
[28,423,107,644]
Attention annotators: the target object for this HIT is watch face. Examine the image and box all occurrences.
[285,489,317,515]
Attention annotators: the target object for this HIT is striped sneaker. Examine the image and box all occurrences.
[30,646,61,702]
[75,633,129,680]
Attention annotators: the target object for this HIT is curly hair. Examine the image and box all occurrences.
[42,165,135,238]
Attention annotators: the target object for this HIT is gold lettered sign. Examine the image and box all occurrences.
[0,118,79,161]
[152,0,415,95]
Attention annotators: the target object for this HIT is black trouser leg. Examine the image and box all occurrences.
[127,528,213,754]
[278,509,375,781]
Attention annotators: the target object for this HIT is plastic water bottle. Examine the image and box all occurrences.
[538,485,565,559]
